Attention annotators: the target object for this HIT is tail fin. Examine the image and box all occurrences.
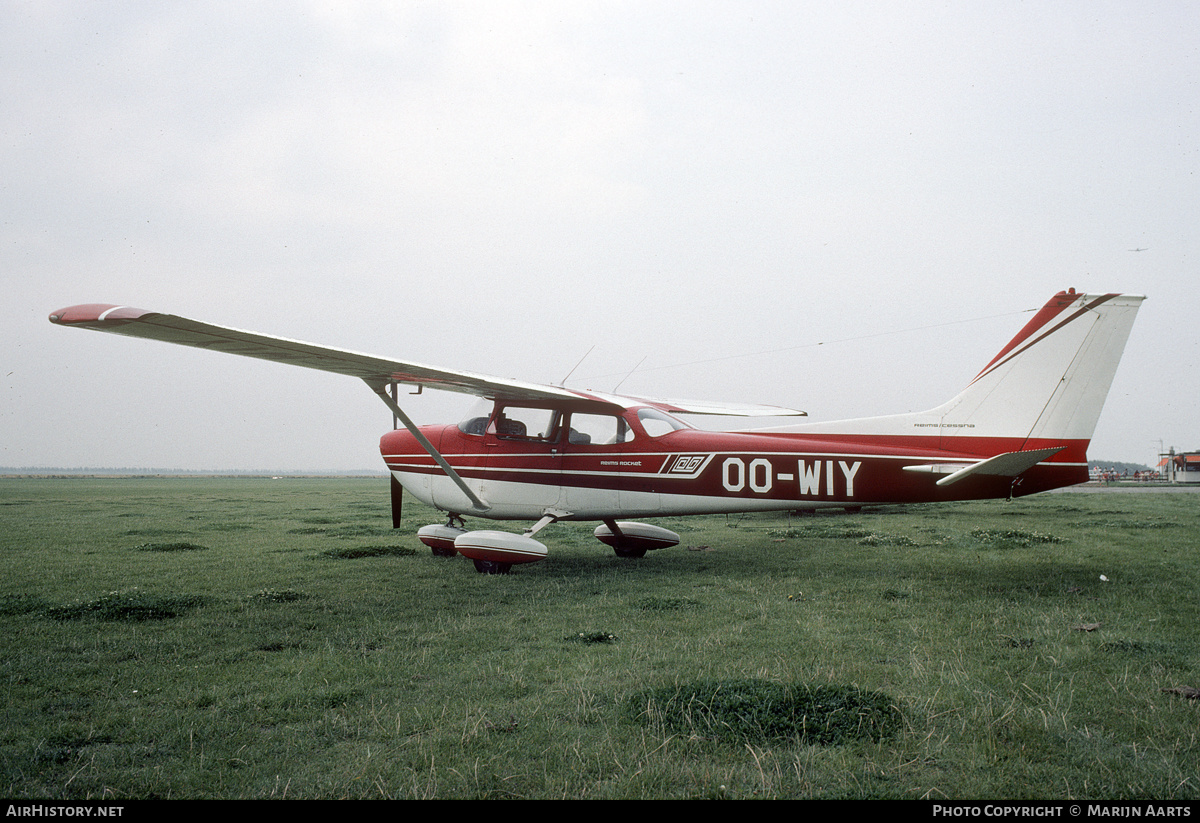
[775,290,1144,459]
[929,290,1144,450]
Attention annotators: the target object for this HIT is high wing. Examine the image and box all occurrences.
[47,304,806,417]
[48,304,588,406]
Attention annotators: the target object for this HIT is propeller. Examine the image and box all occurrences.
[390,474,403,529]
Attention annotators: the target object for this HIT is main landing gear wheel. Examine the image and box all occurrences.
[454,530,549,574]
[472,559,513,575]
[594,521,680,559]
[612,545,647,559]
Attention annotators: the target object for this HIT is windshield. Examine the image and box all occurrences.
[457,398,493,435]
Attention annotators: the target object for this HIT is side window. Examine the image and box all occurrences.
[491,406,562,442]
[568,413,634,446]
[637,407,690,437]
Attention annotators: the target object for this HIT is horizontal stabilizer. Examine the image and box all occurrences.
[903,446,1066,487]
[901,462,974,477]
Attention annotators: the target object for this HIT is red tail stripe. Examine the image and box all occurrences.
[972,292,1117,383]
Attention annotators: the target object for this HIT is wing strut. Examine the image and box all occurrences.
[364,379,489,513]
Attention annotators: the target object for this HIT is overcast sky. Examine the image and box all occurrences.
[3,1,1196,471]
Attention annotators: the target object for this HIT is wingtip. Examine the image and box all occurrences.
[48,304,149,325]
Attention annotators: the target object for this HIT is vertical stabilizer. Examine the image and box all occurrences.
[929,290,1144,447]
[765,290,1144,459]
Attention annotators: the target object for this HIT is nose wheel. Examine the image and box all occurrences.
[416,514,467,557]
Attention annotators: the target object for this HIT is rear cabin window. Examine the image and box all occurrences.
[637,407,690,437]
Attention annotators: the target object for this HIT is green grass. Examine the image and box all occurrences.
[1,476,1199,799]
[628,680,902,746]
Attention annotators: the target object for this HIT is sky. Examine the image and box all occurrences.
[3,1,1197,472]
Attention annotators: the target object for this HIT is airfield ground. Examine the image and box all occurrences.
[2,476,1197,799]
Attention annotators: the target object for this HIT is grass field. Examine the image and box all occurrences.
[2,476,1198,799]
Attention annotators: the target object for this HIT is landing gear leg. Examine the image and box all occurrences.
[429,513,467,557]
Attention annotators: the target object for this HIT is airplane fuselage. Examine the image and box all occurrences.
[380,411,1088,521]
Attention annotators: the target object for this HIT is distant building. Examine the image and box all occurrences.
[1156,451,1200,483]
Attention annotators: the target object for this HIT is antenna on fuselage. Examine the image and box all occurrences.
[613,356,647,393]
[559,345,595,386]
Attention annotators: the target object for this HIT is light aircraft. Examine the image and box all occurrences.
[50,289,1143,574]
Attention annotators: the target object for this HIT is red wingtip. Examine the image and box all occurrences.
[48,304,149,325]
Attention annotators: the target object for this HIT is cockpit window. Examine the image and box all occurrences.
[637,407,690,437]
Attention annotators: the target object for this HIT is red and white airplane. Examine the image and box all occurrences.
[50,289,1143,573]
